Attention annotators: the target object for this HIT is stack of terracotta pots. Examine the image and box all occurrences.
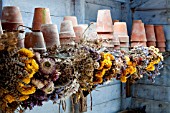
[145,25,156,47]
[41,24,60,48]
[2,6,24,31]
[73,24,88,43]
[1,6,25,48]
[114,22,129,51]
[32,8,52,31]
[131,20,147,47]
[59,20,76,47]
[154,25,166,52]
[96,10,114,49]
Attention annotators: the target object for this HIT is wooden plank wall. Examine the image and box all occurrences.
[0,0,125,113]
[128,0,170,113]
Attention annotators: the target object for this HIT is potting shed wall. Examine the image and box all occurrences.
[0,0,170,113]
[0,0,125,113]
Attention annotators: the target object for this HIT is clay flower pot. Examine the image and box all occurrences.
[73,25,87,43]
[112,20,119,25]
[131,42,147,47]
[133,20,142,23]
[157,42,166,47]
[131,22,147,41]
[63,16,78,27]
[114,45,120,50]
[114,22,128,36]
[59,38,75,47]
[158,47,165,52]
[145,25,156,41]
[147,41,156,47]
[59,20,75,38]
[30,31,46,52]
[154,25,166,42]
[41,24,60,48]
[2,6,23,31]
[24,32,32,48]
[119,36,129,42]
[97,33,114,40]
[102,42,114,48]
[32,8,52,31]
[96,10,113,33]
[113,36,120,45]
[120,42,129,47]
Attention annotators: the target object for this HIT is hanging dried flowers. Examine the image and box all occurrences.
[0,31,164,113]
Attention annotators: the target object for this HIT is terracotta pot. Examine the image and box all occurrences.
[158,47,165,52]
[133,20,142,23]
[157,42,166,47]
[2,6,23,31]
[114,22,128,36]
[17,32,25,48]
[114,45,120,50]
[120,42,129,47]
[24,32,32,48]
[147,41,156,47]
[131,42,147,47]
[41,24,60,48]
[59,20,75,38]
[119,36,129,42]
[112,20,119,25]
[154,25,166,42]
[30,31,46,52]
[102,42,114,48]
[97,33,114,40]
[96,10,113,32]
[60,38,75,47]
[113,35,120,45]
[131,22,147,41]
[145,25,156,41]
[32,8,52,31]
[63,16,78,26]
[73,25,87,43]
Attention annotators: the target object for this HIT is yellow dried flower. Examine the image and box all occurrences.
[19,95,29,101]
[153,58,160,64]
[120,76,127,83]
[19,48,34,58]
[95,69,106,78]
[31,59,39,71]
[17,86,36,95]
[22,77,31,84]
[4,94,15,103]
[146,62,155,71]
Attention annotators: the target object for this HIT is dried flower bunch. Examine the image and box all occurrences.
[0,32,164,113]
